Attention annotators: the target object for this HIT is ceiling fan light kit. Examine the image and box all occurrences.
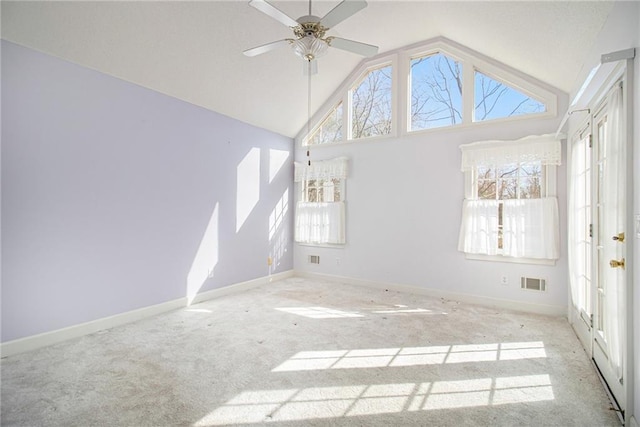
[244,0,379,65]
[291,34,329,61]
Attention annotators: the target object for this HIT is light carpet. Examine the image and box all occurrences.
[1,277,620,426]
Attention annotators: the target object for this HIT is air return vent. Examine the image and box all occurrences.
[521,277,546,292]
[309,255,320,264]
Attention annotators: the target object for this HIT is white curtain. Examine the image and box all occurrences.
[295,202,345,244]
[458,134,562,259]
[460,134,562,172]
[294,157,348,182]
[294,157,348,245]
[602,84,625,380]
[458,199,500,255]
[502,198,559,259]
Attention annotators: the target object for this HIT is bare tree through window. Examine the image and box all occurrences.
[475,71,546,121]
[411,53,463,130]
[477,161,542,248]
[308,103,343,145]
[351,65,392,139]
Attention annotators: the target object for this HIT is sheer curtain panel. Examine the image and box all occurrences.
[458,199,500,255]
[295,202,345,244]
[601,85,625,379]
[502,198,559,259]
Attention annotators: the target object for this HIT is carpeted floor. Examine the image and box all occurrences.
[1,277,621,426]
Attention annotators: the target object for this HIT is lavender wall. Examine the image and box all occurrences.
[1,40,293,342]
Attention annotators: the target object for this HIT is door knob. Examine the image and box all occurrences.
[612,232,625,243]
[609,258,625,269]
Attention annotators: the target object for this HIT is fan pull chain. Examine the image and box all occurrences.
[307,59,312,166]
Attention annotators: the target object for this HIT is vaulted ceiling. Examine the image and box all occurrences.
[2,1,613,138]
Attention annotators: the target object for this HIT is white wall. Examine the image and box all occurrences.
[565,1,639,422]
[293,94,568,314]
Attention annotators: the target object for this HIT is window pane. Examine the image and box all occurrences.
[308,188,318,202]
[497,164,518,179]
[477,166,494,179]
[307,103,343,145]
[477,180,496,199]
[519,162,542,199]
[351,65,392,139]
[410,53,462,130]
[332,178,341,202]
[498,178,517,199]
[474,71,546,122]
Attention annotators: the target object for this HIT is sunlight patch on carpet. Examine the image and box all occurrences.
[272,342,546,372]
[194,375,554,425]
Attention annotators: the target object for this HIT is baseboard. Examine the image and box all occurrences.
[189,270,294,305]
[0,297,188,358]
[0,270,294,358]
[294,271,567,317]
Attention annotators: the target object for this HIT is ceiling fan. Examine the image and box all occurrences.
[243,0,379,71]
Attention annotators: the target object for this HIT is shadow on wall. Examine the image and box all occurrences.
[186,148,291,304]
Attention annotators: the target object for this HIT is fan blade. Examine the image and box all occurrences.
[328,37,378,57]
[249,0,299,28]
[243,39,291,57]
[303,60,318,76]
[320,0,367,29]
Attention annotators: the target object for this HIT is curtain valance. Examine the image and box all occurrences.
[460,134,563,172]
[294,157,348,182]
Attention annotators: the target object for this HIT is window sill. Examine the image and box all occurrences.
[465,253,556,266]
[296,242,346,249]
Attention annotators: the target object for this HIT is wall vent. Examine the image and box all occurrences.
[309,255,320,264]
[521,277,546,292]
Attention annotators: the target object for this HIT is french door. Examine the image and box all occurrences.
[568,123,593,355]
[569,79,628,416]
[591,83,626,412]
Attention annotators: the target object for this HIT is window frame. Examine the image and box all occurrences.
[472,68,549,123]
[408,50,465,132]
[299,37,557,147]
[348,61,395,141]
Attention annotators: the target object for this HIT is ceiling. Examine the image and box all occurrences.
[2,1,613,138]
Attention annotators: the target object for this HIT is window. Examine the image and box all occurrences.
[458,134,561,261]
[474,71,546,122]
[300,38,557,145]
[302,178,342,203]
[307,103,343,146]
[294,158,348,245]
[410,52,463,130]
[476,161,543,249]
[351,64,392,139]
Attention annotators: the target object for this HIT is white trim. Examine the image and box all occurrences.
[295,271,566,317]
[464,253,556,266]
[0,270,294,358]
[190,270,293,305]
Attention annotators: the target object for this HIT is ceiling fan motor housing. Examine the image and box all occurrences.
[294,18,327,39]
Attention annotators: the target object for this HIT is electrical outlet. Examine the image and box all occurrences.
[501,275,508,285]
[336,258,341,265]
